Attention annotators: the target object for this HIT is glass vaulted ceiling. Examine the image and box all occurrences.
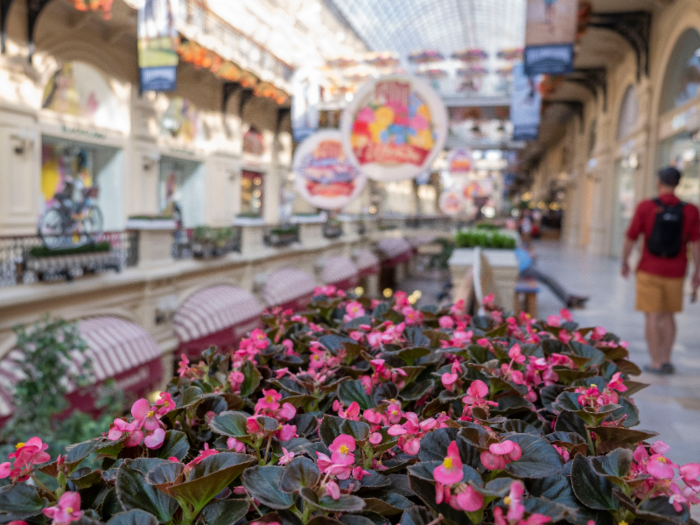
[325,0,525,60]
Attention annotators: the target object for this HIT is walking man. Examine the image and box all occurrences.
[621,167,700,374]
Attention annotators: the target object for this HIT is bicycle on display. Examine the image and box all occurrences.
[38,177,104,249]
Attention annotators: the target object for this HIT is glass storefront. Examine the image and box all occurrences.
[158,157,205,228]
[610,156,637,257]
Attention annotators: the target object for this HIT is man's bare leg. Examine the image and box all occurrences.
[645,312,663,369]
[657,312,676,366]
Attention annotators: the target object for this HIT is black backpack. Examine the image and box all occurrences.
[647,198,685,258]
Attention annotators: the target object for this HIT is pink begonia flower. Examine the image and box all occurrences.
[454,485,484,512]
[439,316,455,329]
[256,389,282,412]
[0,462,13,479]
[325,480,341,500]
[435,482,451,505]
[278,424,297,441]
[108,418,135,441]
[8,521,28,525]
[144,428,165,449]
[188,444,218,468]
[229,370,245,389]
[441,372,459,390]
[278,403,297,420]
[363,409,383,425]
[481,440,521,471]
[9,437,51,469]
[156,392,175,416]
[226,437,246,453]
[463,380,489,403]
[387,403,403,424]
[388,425,406,436]
[558,331,572,344]
[546,315,561,327]
[680,463,700,491]
[553,444,570,463]
[275,367,289,379]
[352,466,371,480]
[177,354,190,377]
[433,441,463,485]
[369,432,383,445]
[647,454,676,480]
[43,491,82,525]
[345,301,365,321]
[403,437,421,455]
[329,434,356,466]
[509,344,527,364]
[131,398,161,431]
[506,481,526,522]
[124,430,144,448]
[343,402,361,420]
[650,440,670,455]
[279,447,295,465]
[559,308,574,322]
[402,307,423,325]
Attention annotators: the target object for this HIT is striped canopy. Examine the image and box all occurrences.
[354,248,380,277]
[263,268,317,311]
[321,256,359,290]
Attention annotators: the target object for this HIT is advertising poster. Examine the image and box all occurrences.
[291,68,321,143]
[138,0,179,91]
[523,0,578,75]
[340,74,448,182]
[511,63,542,141]
[293,130,367,210]
[448,149,473,174]
[439,189,464,215]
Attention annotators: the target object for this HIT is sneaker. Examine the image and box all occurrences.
[643,364,668,375]
[661,363,675,375]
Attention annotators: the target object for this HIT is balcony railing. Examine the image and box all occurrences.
[0,231,139,287]
[264,224,300,248]
[173,227,242,260]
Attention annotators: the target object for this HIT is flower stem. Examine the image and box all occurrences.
[31,474,57,501]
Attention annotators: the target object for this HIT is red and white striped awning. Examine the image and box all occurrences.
[377,238,413,267]
[263,268,317,311]
[354,248,380,277]
[173,285,264,358]
[322,256,359,290]
[0,316,163,424]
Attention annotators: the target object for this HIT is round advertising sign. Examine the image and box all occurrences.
[292,130,366,210]
[439,189,464,215]
[340,74,448,182]
[448,149,473,174]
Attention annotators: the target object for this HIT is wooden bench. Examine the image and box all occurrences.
[514,278,539,317]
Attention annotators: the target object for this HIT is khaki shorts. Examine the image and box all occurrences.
[635,270,684,313]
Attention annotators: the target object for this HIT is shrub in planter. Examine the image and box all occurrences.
[455,230,516,250]
[1,291,698,525]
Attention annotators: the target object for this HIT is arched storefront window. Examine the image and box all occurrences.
[660,28,700,114]
[617,85,638,141]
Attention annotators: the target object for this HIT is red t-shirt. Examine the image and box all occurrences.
[626,194,700,278]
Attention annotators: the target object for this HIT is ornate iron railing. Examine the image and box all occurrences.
[263,224,300,248]
[173,227,242,260]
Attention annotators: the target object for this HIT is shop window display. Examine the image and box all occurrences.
[660,133,700,206]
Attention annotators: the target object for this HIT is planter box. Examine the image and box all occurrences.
[26,250,123,282]
[448,248,518,308]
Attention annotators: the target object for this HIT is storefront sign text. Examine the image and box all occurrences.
[61,124,107,140]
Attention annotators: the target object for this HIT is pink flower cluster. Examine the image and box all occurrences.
[630,441,700,511]
[481,439,522,471]
[461,380,497,420]
[493,482,551,525]
[575,373,627,408]
[361,358,407,392]
[252,389,297,441]
[43,492,82,525]
[316,434,369,499]
[433,441,483,512]
[107,393,174,449]
[0,437,51,482]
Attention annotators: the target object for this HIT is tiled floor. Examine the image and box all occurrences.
[400,242,700,467]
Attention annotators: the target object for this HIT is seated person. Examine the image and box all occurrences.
[516,247,589,309]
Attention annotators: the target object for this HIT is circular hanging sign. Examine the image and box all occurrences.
[439,189,464,215]
[448,149,473,174]
[292,130,366,210]
[340,74,448,182]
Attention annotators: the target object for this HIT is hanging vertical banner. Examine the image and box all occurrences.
[138,0,179,92]
[523,0,578,75]
[292,68,321,143]
[511,64,542,141]
[340,74,448,182]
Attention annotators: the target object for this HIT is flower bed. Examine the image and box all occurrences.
[1,291,698,525]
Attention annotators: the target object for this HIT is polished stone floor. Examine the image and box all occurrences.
[400,241,700,468]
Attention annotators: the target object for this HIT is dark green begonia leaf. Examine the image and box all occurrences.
[155,430,189,461]
[590,426,658,444]
[319,415,370,445]
[242,466,295,509]
[199,499,250,525]
[299,487,365,512]
[362,493,413,515]
[570,454,620,511]
[338,379,375,410]
[399,506,436,525]
[116,461,178,523]
[106,510,159,525]
[279,456,321,493]
[0,483,44,520]
[504,433,563,478]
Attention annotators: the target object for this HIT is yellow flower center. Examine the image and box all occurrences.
[266,396,274,402]
[443,457,453,469]
[340,445,350,454]
[391,410,399,416]
[590,384,597,389]
[66,508,74,513]
[313,355,320,360]
[147,410,155,417]
[504,496,512,505]
[619,521,628,525]
[15,442,25,449]
[659,457,667,463]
